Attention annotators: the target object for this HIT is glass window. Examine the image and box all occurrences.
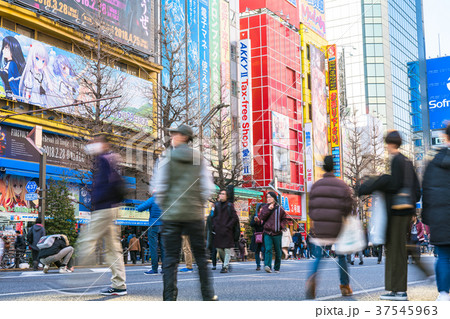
[373,24,382,36]
[368,84,377,97]
[374,44,383,56]
[365,24,374,36]
[367,64,375,76]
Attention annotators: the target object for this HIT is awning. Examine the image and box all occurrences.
[214,185,263,199]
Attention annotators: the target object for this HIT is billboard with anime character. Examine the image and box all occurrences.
[0,27,154,131]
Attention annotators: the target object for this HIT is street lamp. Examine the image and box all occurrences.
[199,103,229,153]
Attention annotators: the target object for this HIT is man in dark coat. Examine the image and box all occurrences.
[250,203,265,270]
[359,130,421,301]
[27,217,45,271]
[422,124,450,301]
[306,155,354,299]
[212,189,239,273]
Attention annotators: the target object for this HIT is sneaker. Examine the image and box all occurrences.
[256,266,261,271]
[359,261,363,265]
[59,266,72,273]
[436,292,450,301]
[377,261,381,264]
[212,266,216,270]
[264,266,272,273]
[43,265,49,274]
[350,261,354,265]
[274,270,280,273]
[220,267,228,273]
[100,287,127,296]
[144,269,158,275]
[179,267,193,272]
[380,291,408,301]
[204,295,219,301]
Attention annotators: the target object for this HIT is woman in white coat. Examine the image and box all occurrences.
[281,228,293,260]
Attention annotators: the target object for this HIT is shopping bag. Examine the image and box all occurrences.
[255,232,263,244]
[369,191,387,245]
[335,216,366,255]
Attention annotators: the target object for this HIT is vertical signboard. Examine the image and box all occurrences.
[304,122,314,191]
[188,0,200,115]
[199,0,210,114]
[209,0,221,106]
[310,45,328,181]
[272,112,291,182]
[427,56,450,130]
[239,39,252,176]
[220,0,231,105]
[300,0,326,38]
[328,44,341,178]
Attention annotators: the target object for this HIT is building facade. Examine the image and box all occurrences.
[239,3,305,228]
[0,1,161,232]
[326,0,427,156]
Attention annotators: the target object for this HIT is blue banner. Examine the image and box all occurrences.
[427,56,450,130]
[199,0,210,115]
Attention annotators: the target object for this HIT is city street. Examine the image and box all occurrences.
[0,257,437,301]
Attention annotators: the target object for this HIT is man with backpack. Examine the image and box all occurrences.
[27,217,46,271]
[76,134,127,296]
[38,234,74,273]
[212,189,239,273]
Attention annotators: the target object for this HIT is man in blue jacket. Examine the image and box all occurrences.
[137,192,164,275]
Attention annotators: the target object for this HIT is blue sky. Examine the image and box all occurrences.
[423,0,450,58]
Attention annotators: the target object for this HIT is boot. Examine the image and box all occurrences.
[305,274,317,299]
[340,284,353,296]
[33,260,39,271]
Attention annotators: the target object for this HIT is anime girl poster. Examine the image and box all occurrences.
[19,41,55,107]
[3,176,28,211]
[52,54,79,105]
[0,125,6,156]
[0,36,26,100]
[0,178,6,211]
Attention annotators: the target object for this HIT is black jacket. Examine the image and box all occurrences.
[359,153,420,216]
[15,235,26,250]
[38,238,67,259]
[422,147,450,245]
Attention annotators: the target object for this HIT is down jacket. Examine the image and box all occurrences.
[422,147,450,246]
[309,172,354,240]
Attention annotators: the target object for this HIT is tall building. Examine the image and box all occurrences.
[239,2,305,229]
[326,0,427,155]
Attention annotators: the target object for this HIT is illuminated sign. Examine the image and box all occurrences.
[239,38,252,176]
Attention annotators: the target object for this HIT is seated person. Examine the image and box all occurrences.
[39,234,74,274]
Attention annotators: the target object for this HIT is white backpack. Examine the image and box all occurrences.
[36,235,62,249]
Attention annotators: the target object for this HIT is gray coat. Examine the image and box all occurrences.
[152,143,215,221]
[28,224,46,251]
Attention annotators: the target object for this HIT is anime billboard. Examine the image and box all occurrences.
[0,27,153,130]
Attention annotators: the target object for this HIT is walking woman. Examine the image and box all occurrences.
[358,130,420,301]
[258,192,288,273]
[250,203,265,271]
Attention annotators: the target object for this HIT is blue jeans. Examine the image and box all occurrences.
[308,244,349,285]
[254,243,264,268]
[435,245,450,293]
[148,225,164,272]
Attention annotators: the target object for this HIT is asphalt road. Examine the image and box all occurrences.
[0,256,438,301]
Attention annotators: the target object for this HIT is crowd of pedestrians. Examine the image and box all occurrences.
[2,124,449,303]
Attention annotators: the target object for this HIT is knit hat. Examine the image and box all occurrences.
[267,191,278,203]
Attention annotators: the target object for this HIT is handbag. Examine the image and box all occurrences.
[255,232,263,244]
[391,159,414,210]
[369,191,387,245]
[335,216,366,255]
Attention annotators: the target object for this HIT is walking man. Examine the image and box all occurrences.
[76,134,127,296]
[14,230,26,268]
[152,124,217,301]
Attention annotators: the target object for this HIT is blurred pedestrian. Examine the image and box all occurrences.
[128,234,140,264]
[374,245,383,264]
[281,228,292,260]
[238,234,247,262]
[120,235,128,265]
[180,235,194,272]
[206,209,218,270]
[39,234,74,273]
[306,156,354,299]
[76,134,127,296]
[137,192,164,273]
[359,130,420,301]
[152,124,217,301]
[250,203,265,270]
[422,123,450,301]
[259,192,288,273]
[212,189,239,273]
[27,217,45,271]
[140,234,148,264]
[14,230,26,268]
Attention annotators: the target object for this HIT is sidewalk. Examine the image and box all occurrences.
[0,262,153,272]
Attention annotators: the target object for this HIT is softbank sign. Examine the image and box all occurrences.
[426,57,450,130]
[239,39,252,176]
